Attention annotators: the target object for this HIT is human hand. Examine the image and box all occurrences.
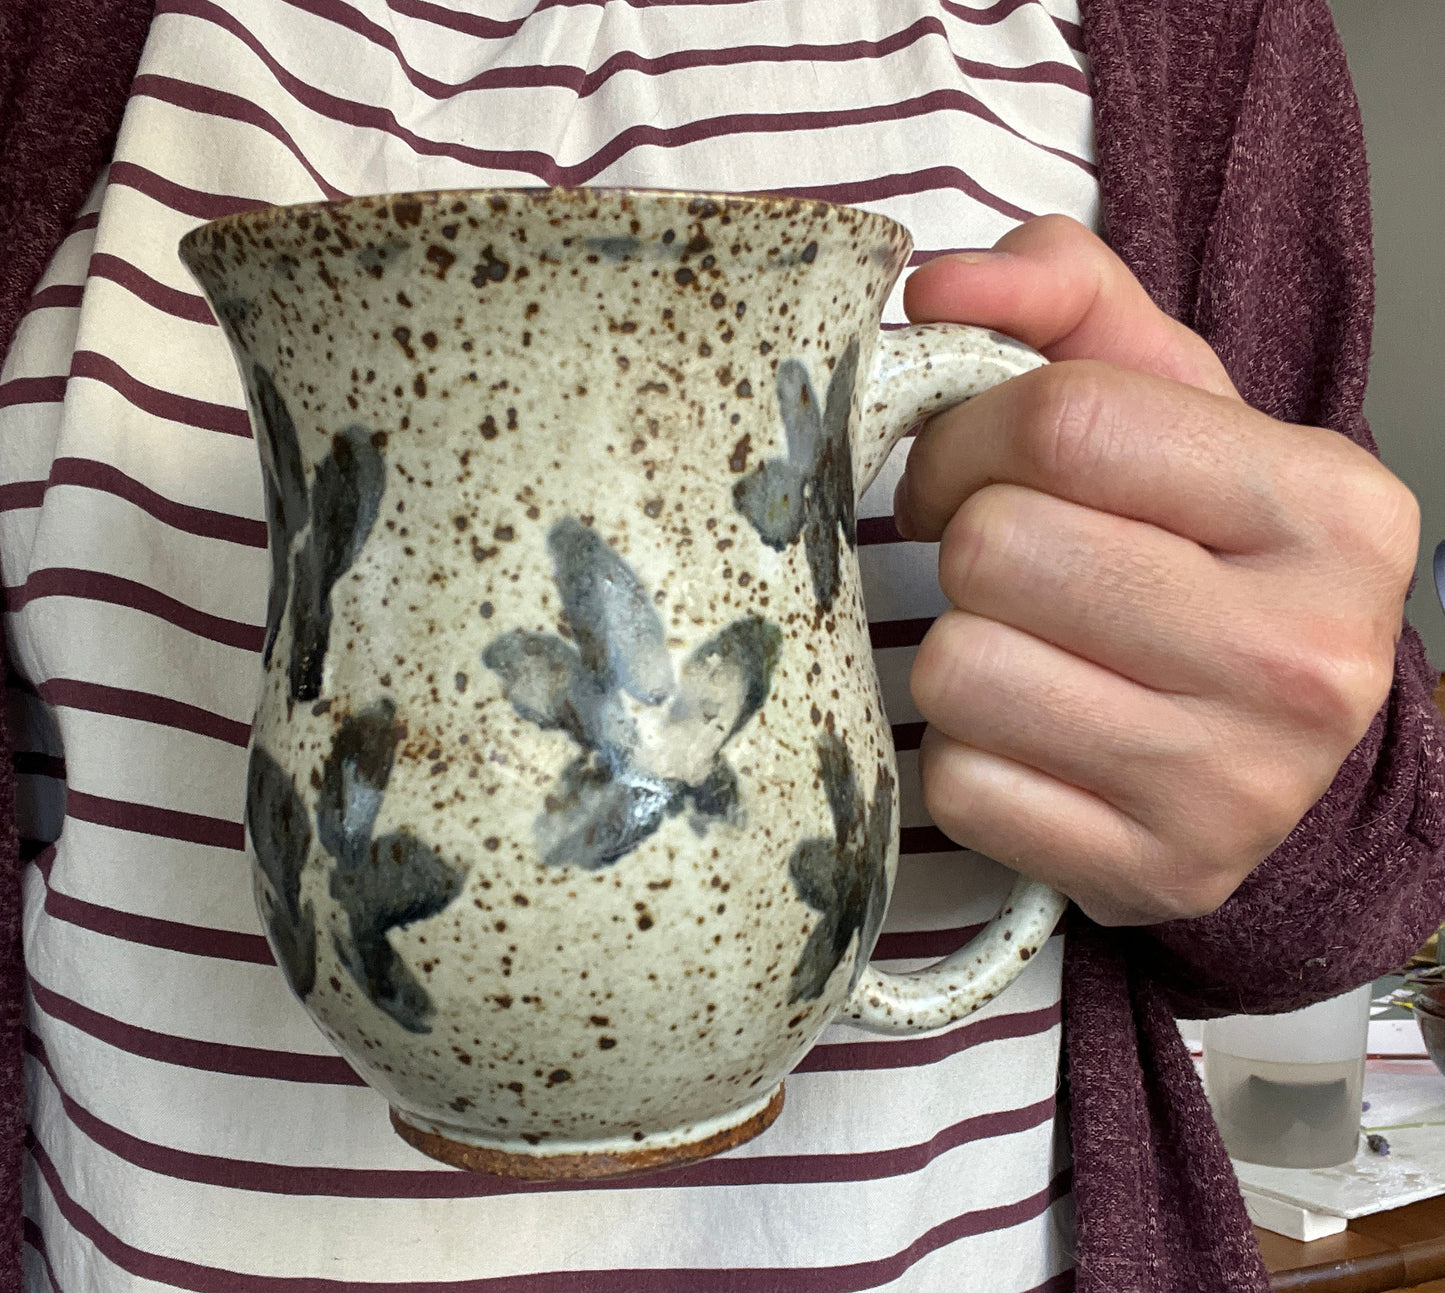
[894,215,1419,927]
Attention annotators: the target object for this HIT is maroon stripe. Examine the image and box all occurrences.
[799,1002,1060,1074]
[955,52,1087,93]
[29,843,273,964]
[24,812,982,968]
[381,0,524,38]
[38,677,253,746]
[71,211,102,234]
[941,0,1052,27]
[891,721,926,752]
[1053,17,1085,52]
[873,919,987,961]
[0,479,47,511]
[65,789,244,850]
[1024,1271,1075,1293]
[13,752,65,779]
[4,568,264,652]
[111,159,1029,238]
[45,457,267,547]
[900,825,959,855]
[106,160,272,221]
[746,166,1036,221]
[22,283,85,314]
[20,1218,65,1293]
[378,0,1081,42]
[857,515,905,546]
[26,793,979,965]
[133,23,1087,204]
[26,1123,1071,1291]
[908,245,985,266]
[27,973,364,1085]
[88,253,217,326]
[382,0,787,42]
[870,616,933,650]
[260,1,1089,103]
[0,375,67,409]
[28,1033,1055,1197]
[133,75,346,200]
[26,961,1053,1092]
[69,350,251,437]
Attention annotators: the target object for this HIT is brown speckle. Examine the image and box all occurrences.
[472,245,510,285]
[728,434,751,473]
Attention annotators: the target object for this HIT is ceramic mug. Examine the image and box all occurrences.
[179,187,1068,1180]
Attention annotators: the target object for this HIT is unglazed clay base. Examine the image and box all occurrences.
[391,1084,785,1180]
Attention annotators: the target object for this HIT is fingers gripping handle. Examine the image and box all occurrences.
[845,876,1068,1034]
[846,322,1065,1035]
[855,324,1048,500]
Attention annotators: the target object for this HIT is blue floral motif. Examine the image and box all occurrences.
[733,337,860,611]
[251,364,385,702]
[483,518,781,871]
[787,731,894,1002]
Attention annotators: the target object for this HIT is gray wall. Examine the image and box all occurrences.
[1330,1,1445,667]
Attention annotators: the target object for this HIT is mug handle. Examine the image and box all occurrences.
[843,322,1069,1035]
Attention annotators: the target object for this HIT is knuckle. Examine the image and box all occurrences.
[909,612,983,727]
[1012,361,1121,484]
[1323,454,1421,589]
[937,486,1021,608]
[1150,867,1242,923]
[1255,626,1393,743]
[1135,831,1255,924]
[908,619,957,725]
[916,731,979,838]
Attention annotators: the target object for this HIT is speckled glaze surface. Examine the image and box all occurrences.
[179,187,1064,1177]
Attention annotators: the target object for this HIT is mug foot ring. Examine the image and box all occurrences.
[391,1083,785,1180]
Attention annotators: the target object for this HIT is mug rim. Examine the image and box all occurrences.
[178,185,915,261]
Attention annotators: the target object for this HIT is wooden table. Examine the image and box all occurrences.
[1258,1193,1445,1291]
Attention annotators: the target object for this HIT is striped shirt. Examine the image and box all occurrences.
[0,1,1099,1289]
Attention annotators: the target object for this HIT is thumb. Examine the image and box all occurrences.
[902,214,1239,400]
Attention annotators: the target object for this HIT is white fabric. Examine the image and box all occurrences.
[0,1,1100,1288]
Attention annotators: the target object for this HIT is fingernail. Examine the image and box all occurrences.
[893,475,917,541]
[947,249,1011,265]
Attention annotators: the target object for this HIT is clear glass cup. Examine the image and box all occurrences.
[1202,984,1371,1169]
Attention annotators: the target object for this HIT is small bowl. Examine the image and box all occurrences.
[1416,1001,1445,1078]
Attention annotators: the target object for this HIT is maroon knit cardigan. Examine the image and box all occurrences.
[3,1,1444,1290]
